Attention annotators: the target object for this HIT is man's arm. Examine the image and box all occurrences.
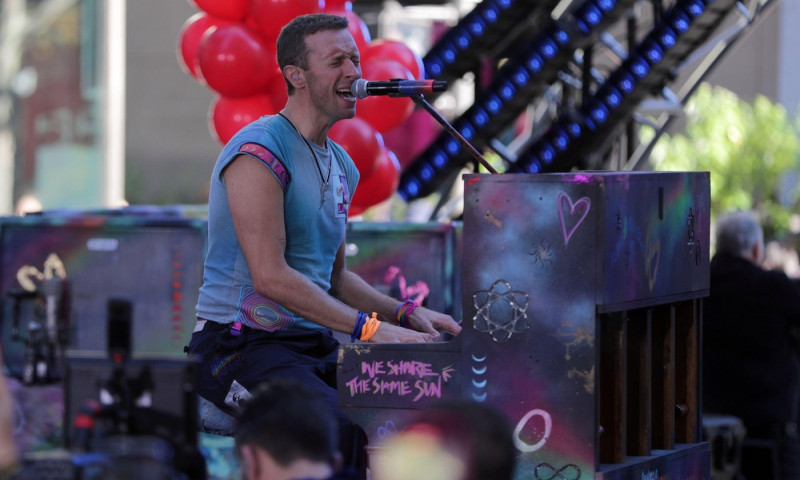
[225,155,436,342]
[329,236,462,340]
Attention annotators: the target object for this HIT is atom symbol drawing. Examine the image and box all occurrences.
[472,279,530,343]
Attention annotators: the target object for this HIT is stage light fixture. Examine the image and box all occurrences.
[419,163,435,181]
[458,124,476,141]
[482,3,500,24]
[498,78,518,101]
[510,65,531,88]
[552,127,570,151]
[400,0,636,201]
[526,161,542,173]
[432,150,449,169]
[421,0,562,89]
[525,51,545,73]
[509,0,738,175]
[445,138,460,155]
[657,26,678,50]
[471,108,490,127]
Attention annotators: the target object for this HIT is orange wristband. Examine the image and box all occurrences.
[360,312,382,342]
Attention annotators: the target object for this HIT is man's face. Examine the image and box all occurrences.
[301,28,361,123]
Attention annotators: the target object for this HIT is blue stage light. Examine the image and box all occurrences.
[481,4,500,24]
[682,0,706,19]
[444,138,459,155]
[538,142,556,164]
[419,163,435,181]
[552,28,569,46]
[455,31,471,51]
[525,51,544,73]
[432,149,449,169]
[525,158,542,173]
[510,64,531,88]
[442,42,457,64]
[614,70,635,94]
[596,0,617,12]
[459,124,475,141]
[669,11,691,34]
[483,94,503,114]
[470,107,489,127]
[400,178,421,200]
[496,0,513,10]
[538,37,558,60]
[657,26,677,50]
[576,5,602,33]
[551,127,570,151]
[628,56,650,79]
[640,39,663,64]
[426,58,444,77]
[498,78,517,101]
[466,16,486,37]
[599,85,622,109]
[589,101,609,125]
[565,121,582,138]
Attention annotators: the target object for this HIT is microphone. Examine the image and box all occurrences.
[350,78,447,99]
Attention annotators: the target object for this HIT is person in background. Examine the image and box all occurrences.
[0,345,20,478]
[186,12,462,480]
[371,400,516,480]
[234,378,340,480]
[703,210,800,480]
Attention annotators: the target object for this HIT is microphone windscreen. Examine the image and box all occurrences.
[351,78,369,99]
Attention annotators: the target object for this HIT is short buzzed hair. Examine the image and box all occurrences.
[234,377,338,466]
[276,13,349,94]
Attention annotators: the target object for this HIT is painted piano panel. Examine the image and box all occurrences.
[338,171,711,479]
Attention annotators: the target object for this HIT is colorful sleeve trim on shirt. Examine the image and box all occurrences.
[238,143,290,190]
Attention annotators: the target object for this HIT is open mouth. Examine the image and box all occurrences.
[336,87,356,101]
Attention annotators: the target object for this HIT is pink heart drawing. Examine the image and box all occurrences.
[557,191,591,246]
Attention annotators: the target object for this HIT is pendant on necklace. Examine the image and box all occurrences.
[320,182,328,207]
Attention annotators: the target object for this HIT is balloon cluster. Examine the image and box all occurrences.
[177,0,426,215]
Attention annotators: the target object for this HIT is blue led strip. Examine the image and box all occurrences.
[510,0,739,175]
[399,0,636,201]
[422,0,560,84]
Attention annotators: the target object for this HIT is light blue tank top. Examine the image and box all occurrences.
[196,114,360,331]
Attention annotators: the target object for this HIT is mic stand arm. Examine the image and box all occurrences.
[411,94,498,174]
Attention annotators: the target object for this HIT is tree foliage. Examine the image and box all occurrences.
[649,83,800,240]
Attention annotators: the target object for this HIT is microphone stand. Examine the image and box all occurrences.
[410,94,498,175]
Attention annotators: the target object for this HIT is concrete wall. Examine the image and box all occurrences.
[125,0,218,205]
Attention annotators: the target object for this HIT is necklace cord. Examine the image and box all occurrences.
[277,113,332,205]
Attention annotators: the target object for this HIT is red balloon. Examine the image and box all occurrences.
[329,118,384,177]
[352,147,400,210]
[197,25,278,97]
[323,7,371,53]
[189,0,250,21]
[363,39,424,80]
[383,108,442,170]
[250,0,323,43]
[177,13,235,80]
[348,204,366,217]
[356,59,415,134]
[327,0,352,9]
[210,94,280,144]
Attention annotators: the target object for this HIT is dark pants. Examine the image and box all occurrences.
[186,321,367,480]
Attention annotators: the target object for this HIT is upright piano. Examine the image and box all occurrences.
[339,171,711,479]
